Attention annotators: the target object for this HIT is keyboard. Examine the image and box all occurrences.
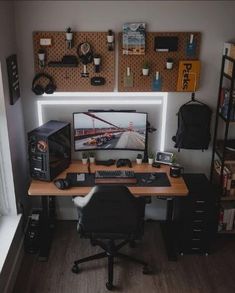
[95,170,137,184]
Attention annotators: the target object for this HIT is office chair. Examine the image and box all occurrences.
[72,185,151,290]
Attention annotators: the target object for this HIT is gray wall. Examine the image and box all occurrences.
[13,0,235,219]
[14,0,235,174]
[0,1,28,214]
[0,1,28,291]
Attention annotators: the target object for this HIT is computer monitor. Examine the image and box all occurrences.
[73,111,148,152]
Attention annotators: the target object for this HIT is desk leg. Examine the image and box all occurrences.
[39,196,55,261]
[160,198,178,261]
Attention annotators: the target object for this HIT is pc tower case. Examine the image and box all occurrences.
[28,120,71,181]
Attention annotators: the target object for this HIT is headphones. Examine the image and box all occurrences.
[54,178,71,190]
[32,73,56,95]
[77,42,93,65]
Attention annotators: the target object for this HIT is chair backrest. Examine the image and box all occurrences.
[78,185,145,238]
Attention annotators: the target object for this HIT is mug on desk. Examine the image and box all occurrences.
[170,164,184,178]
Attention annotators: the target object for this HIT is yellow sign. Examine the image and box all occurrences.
[177,60,200,92]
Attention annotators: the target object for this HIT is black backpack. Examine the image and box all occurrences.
[172,103,212,151]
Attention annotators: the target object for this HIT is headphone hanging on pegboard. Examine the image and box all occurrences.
[32,73,56,95]
[77,42,93,65]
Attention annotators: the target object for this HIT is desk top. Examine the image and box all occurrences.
[28,161,188,197]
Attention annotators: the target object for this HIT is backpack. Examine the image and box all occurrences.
[172,103,212,151]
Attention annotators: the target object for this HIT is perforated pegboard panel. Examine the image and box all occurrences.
[118,32,201,92]
[33,32,115,91]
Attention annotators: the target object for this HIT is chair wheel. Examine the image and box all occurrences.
[106,282,114,290]
[72,264,80,274]
[90,240,96,246]
[143,265,152,275]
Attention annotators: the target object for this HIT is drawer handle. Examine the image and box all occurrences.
[195,210,205,213]
[196,200,205,203]
[193,220,203,223]
[192,238,200,241]
[193,229,202,232]
[192,247,200,250]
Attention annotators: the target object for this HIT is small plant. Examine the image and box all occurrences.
[88,151,95,163]
[82,152,88,159]
[148,151,155,159]
[137,153,142,159]
[136,153,143,164]
[143,60,150,69]
[66,27,72,33]
[171,154,176,164]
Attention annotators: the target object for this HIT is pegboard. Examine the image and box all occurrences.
[33,32,115,91]
[118,32,201,92]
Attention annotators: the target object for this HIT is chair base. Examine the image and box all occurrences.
[72,239,151,290]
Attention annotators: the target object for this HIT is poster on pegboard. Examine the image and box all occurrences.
[33,31,115,92]
[118,32,201,92]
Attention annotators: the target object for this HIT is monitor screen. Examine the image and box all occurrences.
[73,111,148,151]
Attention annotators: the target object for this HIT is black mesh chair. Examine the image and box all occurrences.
[72,185,151,290]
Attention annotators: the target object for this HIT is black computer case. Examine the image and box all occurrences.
[28,120,71,181]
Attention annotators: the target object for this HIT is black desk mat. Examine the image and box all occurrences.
[66,172,170,187]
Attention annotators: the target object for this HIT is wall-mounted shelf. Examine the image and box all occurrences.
[210,54,235,235]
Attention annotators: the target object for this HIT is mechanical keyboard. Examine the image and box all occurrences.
[95,170,137,184]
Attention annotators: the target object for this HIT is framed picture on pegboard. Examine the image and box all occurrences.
[6,54,20,105]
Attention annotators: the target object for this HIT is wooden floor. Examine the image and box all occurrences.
[13,221,235,293]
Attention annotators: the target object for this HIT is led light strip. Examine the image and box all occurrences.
[37,93,168,151]
[43,91,167,97]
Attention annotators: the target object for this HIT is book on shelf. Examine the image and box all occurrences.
[218,207,235,232]
[219,87,235,120]
[214,160,235,197]
[223,43,235,77]
[216,140,235,161]
[214,160,231,196]
[225,163,235,196]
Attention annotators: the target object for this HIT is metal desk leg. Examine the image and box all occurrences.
[160,198,178,261]
[39,196,56,261]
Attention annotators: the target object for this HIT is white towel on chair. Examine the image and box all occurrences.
[72,187,95,208]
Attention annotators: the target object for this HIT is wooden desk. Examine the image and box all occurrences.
[28,161,188,261]
[28,161,188,197]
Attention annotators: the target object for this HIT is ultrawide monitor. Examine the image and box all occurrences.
[73,111,148,151]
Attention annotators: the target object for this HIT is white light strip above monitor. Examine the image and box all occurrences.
[37,93,168,152]
[43,92,167,97]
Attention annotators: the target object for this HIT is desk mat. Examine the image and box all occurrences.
[66,172,170,187]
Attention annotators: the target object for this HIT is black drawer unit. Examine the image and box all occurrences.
[178,174,217,255]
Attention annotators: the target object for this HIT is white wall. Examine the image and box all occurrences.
[0,1,28,291]
[13,0,235,218]
[0,1,28,215]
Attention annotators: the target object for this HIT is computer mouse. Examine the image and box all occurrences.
[54,178,70,190]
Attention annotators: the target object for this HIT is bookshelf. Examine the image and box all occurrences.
[210,53,235,235]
